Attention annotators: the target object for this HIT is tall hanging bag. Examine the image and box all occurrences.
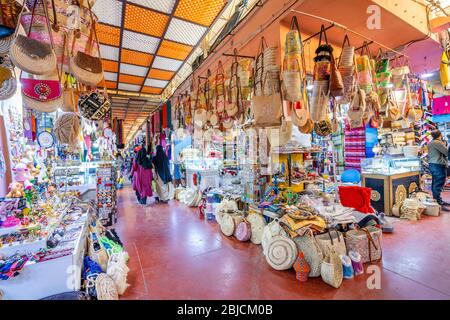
[226,48,244,122]
[70,1,103,87]
[337,35,356,104]
[215,60,226,115]
[286,16,310,128]
[193,77,207,128]
[253,37,267,97]
[310,25,331,122]
[282,16,302,102]
[9,0,57,75]
[252,69,283,128]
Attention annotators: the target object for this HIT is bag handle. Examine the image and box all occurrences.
[360,41,372,60]
[86,0,108,94]
[362,227,380,262]
[318,24,329,46]
[215,60,225,115]
[50,0,59,31]
[337,34,351,67]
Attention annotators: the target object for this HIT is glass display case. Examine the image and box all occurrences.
[361,156,421,216]
[53,161,99,192]
[361,157,420,175]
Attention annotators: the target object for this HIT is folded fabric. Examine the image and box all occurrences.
[338,186,374,214]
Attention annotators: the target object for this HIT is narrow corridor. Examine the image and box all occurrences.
[116,187,450,300]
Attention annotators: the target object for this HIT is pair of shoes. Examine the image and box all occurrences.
[438,201,450,206]
[441,206,450,212]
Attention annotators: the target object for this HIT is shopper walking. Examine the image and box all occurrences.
[152,145,173,203]
[130,146,142,203]
[136,146,154,206]
[428,130,449,211]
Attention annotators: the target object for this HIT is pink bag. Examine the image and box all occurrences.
[21,78,62,102]
[235,220,252,242]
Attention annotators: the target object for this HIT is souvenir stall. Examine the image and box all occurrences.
[0,0,129,300]
[166,1,445,288]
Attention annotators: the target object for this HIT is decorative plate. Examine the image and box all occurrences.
[37,131,55,148]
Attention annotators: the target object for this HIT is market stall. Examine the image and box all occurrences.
[0,0,129,300]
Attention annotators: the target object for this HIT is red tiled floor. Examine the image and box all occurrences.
[116,187,450,300]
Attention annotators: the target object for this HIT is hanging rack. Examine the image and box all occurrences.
[291,9,407,57]
[222,53,255,60]
[303,23,335,43]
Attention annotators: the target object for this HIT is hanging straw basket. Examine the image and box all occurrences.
[53,112,81,147]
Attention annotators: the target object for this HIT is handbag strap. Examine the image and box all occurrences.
[318,24,329,46]
[337,34,351,67]
[50,0,58,31]
[361,227,379,262]
[87,0,108,94]
[360,41,372,60]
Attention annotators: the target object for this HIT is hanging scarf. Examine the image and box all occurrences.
[152,145,172,184]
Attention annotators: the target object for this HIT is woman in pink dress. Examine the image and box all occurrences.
[136,146,153,206]
[131,146,142,203]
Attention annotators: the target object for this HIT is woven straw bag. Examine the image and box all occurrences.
[235,219,252,242]
[345,226,382,263]
[315,230,347,257]
[265,235,298,271]
[267,119,292,148]
[69,2,103,86]
[310,80,329,122]
[293,229,323,277]
[261,219,288,255]
[0,57,17,100]
[9,2,57,75]
[247,212,267,245]
[400,198,425,221]
[94,273,119,300]
[253,74,282,127]
[220,213,243,237]
[53,112,80,147]
[320,247,343,288]
[347,88,366,121]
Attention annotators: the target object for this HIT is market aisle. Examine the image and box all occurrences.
[115,187,450,300]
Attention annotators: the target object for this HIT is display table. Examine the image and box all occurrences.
[362,171,421,216]
[0,209,89,300]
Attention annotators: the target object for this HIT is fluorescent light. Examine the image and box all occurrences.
[307,84,314,91]
[421,72,434,79]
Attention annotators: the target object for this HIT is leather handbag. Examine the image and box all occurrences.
[21,73,62,112]
[69,1,102,86]
[330,52,344,98]
[9,1,57,75]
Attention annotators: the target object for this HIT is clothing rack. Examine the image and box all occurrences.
[291,9,407,57]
